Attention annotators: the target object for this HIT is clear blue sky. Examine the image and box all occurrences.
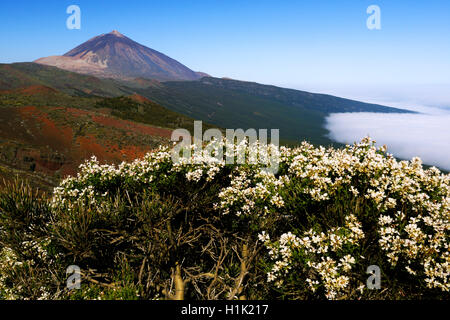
[1,0,449,103]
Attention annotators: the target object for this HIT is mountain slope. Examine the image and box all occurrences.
[0,62,132,97]
[132,77,414,145]
[195,77,412,114]
[0,65,220,190]
[0,89,210,191]
[0,103,172,190]
[0,62,414,146]
[35,30,203,81]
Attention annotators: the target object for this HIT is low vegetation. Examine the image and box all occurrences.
[0,138,448,300]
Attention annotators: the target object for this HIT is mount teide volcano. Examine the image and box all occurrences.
[35,30,204,81]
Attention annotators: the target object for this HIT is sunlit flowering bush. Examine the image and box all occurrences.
[52,139,281,214]
[256,138,448,298]
[259,214,365,299]
[3,137,448,300]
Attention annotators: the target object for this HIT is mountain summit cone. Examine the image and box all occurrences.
[36,30,204,81]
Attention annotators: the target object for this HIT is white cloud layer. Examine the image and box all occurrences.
[325,103,450,171]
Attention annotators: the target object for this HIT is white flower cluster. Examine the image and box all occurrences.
[50,137,449,296]
[259,214,364,299]
[0,240,55,300]
[214,168,287,216]
[52,139,281,212]
[0,247,20,299]
[0,213,56,300]
[52,147,173,209]
[378,207,449,291]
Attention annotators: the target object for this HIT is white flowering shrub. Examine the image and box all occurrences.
[0,182,62,300]
[259,214,365,299]
[257,138,449,298]
[1,137,449,300]
[51,139,281,212]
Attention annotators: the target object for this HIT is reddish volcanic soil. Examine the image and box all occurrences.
[91,115,172,138]
[17,85,59,95]
[0,105,173,181]
[129,93,153,104]
[1,85,59,96]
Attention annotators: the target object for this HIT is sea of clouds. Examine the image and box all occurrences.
[325,102,450,171]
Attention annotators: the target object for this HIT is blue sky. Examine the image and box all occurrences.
[1,0,449,104]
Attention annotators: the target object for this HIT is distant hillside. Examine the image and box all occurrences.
[195,77,412,114]
[0,62,132,97]
[0,62,414,147]
[0,68,214,190]
[92,95,217,134]
[0,103,172,191]
[131,77,414,145]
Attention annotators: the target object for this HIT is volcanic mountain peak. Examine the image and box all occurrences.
[109,30,125,37]
[35,31,204,81]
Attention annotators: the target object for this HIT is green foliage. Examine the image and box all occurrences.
[0,62,414,147]
[0,63,132,97]
[93,96,216,132]
[134,78,414,145]
[0,91,95,109]
[0,138,448,300]
[0,180,63,299]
